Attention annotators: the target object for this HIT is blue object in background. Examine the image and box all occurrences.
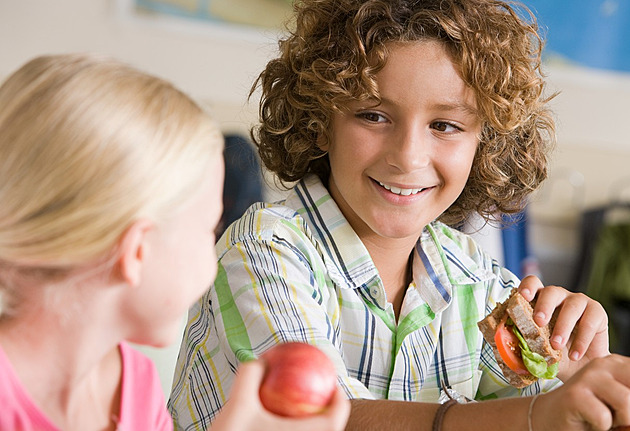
[501,211,539,279]
[523,0,630,73]
[220,134,264,236]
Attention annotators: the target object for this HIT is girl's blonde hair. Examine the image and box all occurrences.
[0,54,223,314]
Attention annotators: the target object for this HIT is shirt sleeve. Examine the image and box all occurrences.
[168,212,373,430]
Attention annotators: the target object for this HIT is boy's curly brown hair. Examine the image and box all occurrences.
[251,0,555,226]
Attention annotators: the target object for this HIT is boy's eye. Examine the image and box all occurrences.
[357,112,386,123]
[431,121,461,133]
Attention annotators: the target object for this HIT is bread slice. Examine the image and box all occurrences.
[478,288,562,388]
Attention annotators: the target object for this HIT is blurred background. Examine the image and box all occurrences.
[1,0,629,394]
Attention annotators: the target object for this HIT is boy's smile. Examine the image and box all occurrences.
[323,40,481,248]
[373,178,434,203]
[375,180,428,197]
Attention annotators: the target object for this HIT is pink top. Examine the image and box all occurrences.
[0,342,173,431]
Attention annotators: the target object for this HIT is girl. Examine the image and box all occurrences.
[170,0,630,430]
[0,54,348,431]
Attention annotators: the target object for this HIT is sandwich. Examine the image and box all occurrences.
[478,288,562,388]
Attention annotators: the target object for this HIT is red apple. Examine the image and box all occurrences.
[259,342,337,417]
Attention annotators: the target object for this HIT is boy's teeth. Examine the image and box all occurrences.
[378,181,423,196]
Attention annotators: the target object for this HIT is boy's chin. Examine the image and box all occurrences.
[369,216,429,240]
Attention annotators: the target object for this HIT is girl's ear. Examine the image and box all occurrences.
[117,219,154,287]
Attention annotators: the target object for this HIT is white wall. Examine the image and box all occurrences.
[2,0,630,395]
[0,0,276,132]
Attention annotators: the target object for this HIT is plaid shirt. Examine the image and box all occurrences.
[168,175,561,430]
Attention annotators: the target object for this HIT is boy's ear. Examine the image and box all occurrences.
[316,133,330,152]
[116,219,155,287]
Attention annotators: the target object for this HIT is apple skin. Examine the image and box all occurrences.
[259,342,338,417]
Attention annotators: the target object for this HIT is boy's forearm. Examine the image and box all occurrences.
[346,399,439,430]
[347,397,532,431]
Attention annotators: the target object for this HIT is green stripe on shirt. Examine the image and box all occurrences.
[214,262,254,362]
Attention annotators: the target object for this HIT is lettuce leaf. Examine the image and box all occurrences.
[508,319,559,380]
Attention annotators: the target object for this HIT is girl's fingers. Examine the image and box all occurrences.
[320,386,351,429]
[229,360,266,399]
[271,386,350,431]
[232,361,350,431]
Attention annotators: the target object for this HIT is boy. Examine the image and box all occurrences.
[170,1,630,429]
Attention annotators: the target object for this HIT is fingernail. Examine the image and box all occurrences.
[535,311,546,322]
[551,335,563,346]
[570,350,580,361]
[520,288,531,298]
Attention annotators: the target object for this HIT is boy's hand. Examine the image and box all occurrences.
[533,355,630,431]
[517,275,609,381]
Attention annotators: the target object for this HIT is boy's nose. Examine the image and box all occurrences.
[385,125,431,172]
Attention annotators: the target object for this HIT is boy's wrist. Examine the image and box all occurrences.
[432,400,458,431]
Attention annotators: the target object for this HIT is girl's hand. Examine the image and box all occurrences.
[210,360,350,431]
[532,354,630,431]
[517,275,609,380]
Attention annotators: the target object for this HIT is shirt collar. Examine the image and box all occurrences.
[413,223,495,313]
[284,175,378,290]
[284,175,495,301]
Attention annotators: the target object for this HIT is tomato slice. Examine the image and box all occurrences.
[494,316,530,375]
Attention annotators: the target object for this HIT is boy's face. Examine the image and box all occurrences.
[324,40,480,248]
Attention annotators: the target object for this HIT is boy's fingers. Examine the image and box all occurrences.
[517,275,544,302]
[547,293,587,350]
[528,284,569,327]
[564,301,608,360]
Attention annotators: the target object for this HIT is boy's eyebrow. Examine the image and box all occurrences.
[431,102,479,117]
[372,96,479,117]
